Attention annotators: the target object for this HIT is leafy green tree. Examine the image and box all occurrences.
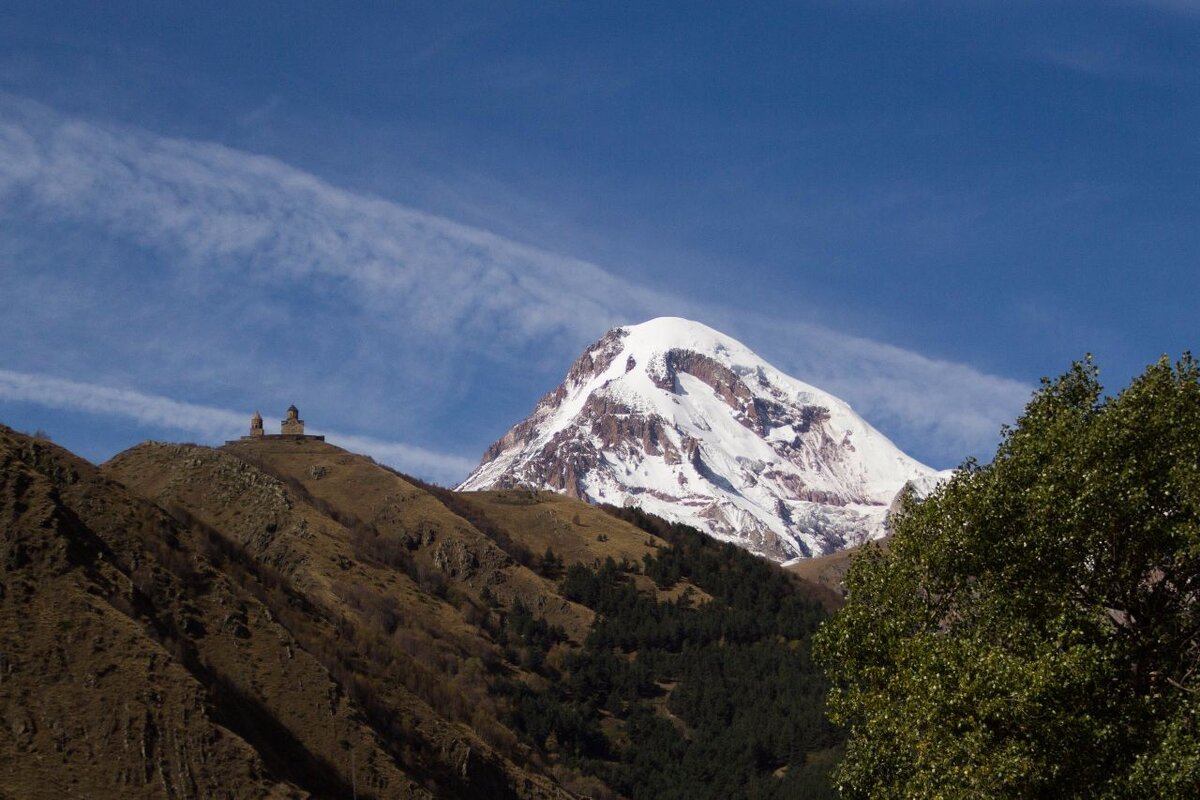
[815,355,1200,799]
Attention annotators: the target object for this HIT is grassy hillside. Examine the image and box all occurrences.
[1,426,841,798]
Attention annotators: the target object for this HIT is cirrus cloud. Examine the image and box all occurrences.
[0,94,1030,476]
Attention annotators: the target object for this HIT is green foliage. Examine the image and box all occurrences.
[502,515,842,799]
[539,545,565,579]
[815,355,1200,799]
[500,599,566,674]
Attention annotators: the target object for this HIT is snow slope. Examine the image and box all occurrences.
[459,317,948,561]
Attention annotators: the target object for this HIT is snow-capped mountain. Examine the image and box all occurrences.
[459,317,947,561]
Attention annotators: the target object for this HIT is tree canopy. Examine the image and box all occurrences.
[815,355,1200,798]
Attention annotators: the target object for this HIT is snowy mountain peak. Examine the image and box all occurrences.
[459,317,946,561]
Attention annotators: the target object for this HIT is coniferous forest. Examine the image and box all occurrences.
[497,505,843,799]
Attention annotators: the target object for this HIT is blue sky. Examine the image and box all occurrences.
[1,1,1196,484]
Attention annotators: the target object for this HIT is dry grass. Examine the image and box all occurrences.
[784,540,891,610]
[456,489,666,568]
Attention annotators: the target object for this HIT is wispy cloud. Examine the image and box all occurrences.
[0,368,245,436]
[0,94,1030,472]
[0,368,475,482]
[236,94,285,130]
[0,95,660,344]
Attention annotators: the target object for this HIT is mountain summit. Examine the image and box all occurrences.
[459,317,945,561]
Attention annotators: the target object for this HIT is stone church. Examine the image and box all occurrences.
[240,405,325,441]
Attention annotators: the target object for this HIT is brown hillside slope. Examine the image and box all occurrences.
[222,438,599,640]
[2,423,597,799]
[0,425,390,799]
[785,540,892,611]
[104,438,581,799]
[784,548,855,610]
[6,427,840,799]
[449,490,709,604]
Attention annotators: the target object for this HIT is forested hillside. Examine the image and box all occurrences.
[498,505,842,799]
[1,426,842,799]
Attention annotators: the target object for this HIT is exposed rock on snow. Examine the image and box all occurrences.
[460,317,949,561]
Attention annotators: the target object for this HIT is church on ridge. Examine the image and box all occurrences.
[241,405,325,441]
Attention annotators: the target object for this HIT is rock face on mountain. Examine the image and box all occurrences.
[460,317,946,561]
